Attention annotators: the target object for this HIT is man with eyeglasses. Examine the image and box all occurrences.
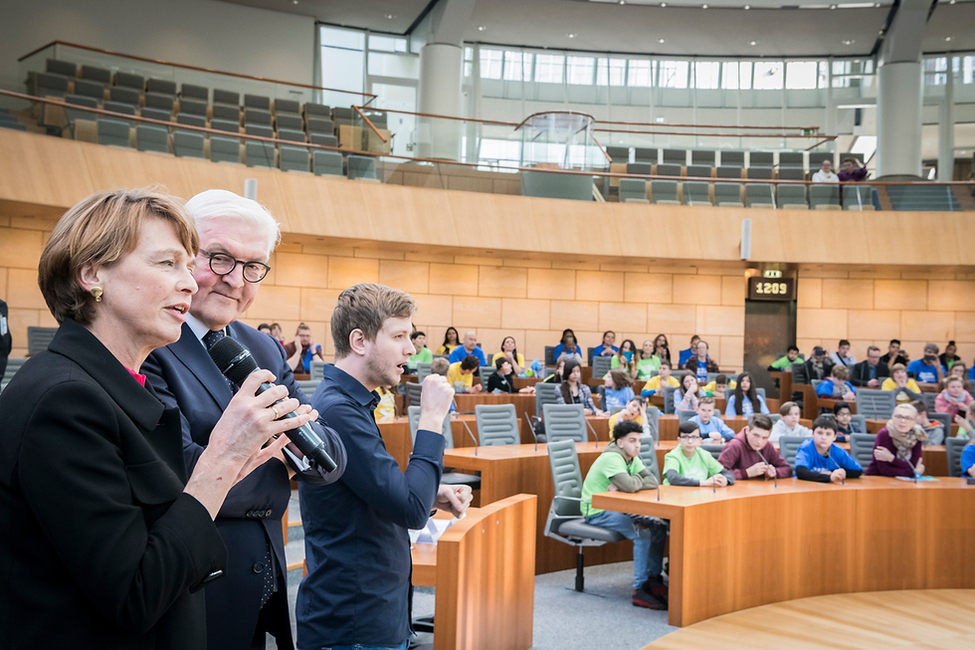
[143,189,347,650]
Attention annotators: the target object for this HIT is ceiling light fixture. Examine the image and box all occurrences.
[843,39,855,45]
[661,2,667,6]
[750,40,757,45]
[568,33,576,38]
[478,25,486,31]
[384,13,394,19]
[702,3,708,7]
[945,36,952,41]
[830,4,837,8]
[744,4,750,9]
[659,38,666,43]
[620,0,626,4]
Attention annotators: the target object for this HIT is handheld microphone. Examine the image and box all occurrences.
[461,419,480,456]
[208,337,337,473]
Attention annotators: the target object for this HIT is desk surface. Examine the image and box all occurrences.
[594,476,975,627]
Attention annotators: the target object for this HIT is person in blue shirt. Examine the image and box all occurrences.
[593,330,619,358]
[907,343,946,385]
[447,329,487,366]
[603,369,636,410]
[299,283,473,650]
[962,439,975,477]
[725,372,770,417]
[553,328,584,364]
[794,415,863,484]
[677,334,700,369]
[691,395,735,442]
[815,364,857,400]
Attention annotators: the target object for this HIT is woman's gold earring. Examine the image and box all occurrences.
[90,287,103,303]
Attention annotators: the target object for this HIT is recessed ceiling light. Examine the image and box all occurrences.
[843,39,855,45]
[477,25,486,31]
[830,4,837,8]
[567,33,576,38]
[750,40,757,45]
[945,36,952,41]
[292,0,298,5]
[702,3,708,7]
[658,38,666,43]
[619,0,626,4]
[744,4,750,9]
[950,0,956,4]
[384,13,395,19]
[661,2,667,6]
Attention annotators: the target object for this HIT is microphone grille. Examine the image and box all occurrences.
[208,336,259,386]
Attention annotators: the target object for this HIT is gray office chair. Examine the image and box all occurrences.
[296,379,320,396]
[946,437,969,477]
[474,404,520,446]
[407,406,480,489]
[663,385,678,414]
[415,362,432,383]
[479,365,496,389]
[592,355,613,379]
[536,382,559,419]
[723,387,767,401]
[644,406,661,442]
[927,412,951,434]
[856,389,896,420]
[2,357,28,391]
[638,438,662,481]
[309,361,325,382]
[778,435,806,468]
[542,404,589,444]
[27,326,58,355]
[849,414,867,434]
[545,438,625,592]
[405,382,423,410]
[701,444,724,462]
[849,433,876,467]
[921,392,938,414]
[677,409,696,424]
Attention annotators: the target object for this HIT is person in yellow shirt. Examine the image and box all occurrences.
[607,397,657,440]
[447,355,482,393]
[703,373,736,396]
[881,363,923,403]
[435,326,461,356]
[640,360,680,396]
[373,385,397,422]
[492,335,526,375]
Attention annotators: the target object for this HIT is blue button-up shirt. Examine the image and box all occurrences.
[297,364,444,648]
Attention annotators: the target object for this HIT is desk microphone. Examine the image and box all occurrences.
[461,418,480,456]
[657,482,661,502]
[824,451,844,485]
[904,455,920,484]
[208,337,337,472]
[756,447,777,488]
[524,412,539,451]
[585,418,600,448]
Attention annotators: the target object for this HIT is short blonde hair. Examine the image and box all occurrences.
[38,188,198,325]
[185,189,280,256]
[331,283,415,358]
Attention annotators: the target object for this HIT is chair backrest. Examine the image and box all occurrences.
[639,438,661,482]
[296,379,320,396]
[663,385,678,414]
[683,181,711,205]
[927,412,951,432]
[856,389,896,420]
[536,381,559,418]
[849,414,867,434]
[405,382,423,409]
[27,327,58,355]
[810,183,841,207]
[619,178,647,202]
[479,365,496,388]
[946,437,968,477]
[645,406,660,442]
[592,355,613,379]
[651,179,679,203]
[677,409,696,424]
[921,392,938,413]
[474,404,520,446]
[407,405,453,449]
[849,433,876,467]
[309,360,325,382]
[544,346,556,366]
[547,439,584,518]
[542,404,588,444]
[416,362,432,383]
[720,150,745,166]
[701,444,724,461]
[633,147,657,163]
[778,435,805,468]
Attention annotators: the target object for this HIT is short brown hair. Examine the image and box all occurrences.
[699,395,716,406]
[460,355,480,371]
[331,283,415,358]
[38,188,198,325]
[890,363,907,373]
[780,401,799,416]
[750,413,774,432]
[430,357,449,375]
[832,365,849,381]
[608,370,633,389]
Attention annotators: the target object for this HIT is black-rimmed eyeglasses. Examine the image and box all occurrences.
[200,249,270,283]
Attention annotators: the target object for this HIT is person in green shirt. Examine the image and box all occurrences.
[663,421,736,487]
[581,420,667,609]
[769,345,805,372]
[406,330,433,371]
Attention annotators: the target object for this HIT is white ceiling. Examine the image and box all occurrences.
[224,0,975,57]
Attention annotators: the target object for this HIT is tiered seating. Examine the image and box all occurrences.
[887,185,961,211]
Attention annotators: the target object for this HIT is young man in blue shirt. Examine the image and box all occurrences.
[298,284,473,650]
[690,395,735,442]
[794,415,863,484]
[906,343,946,386]
[447,329,487,366]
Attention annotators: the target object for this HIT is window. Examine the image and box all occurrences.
[464,47,473,77]
[368,35,407,53]
[832,60,851,88]
[627,60,652,87]
[964,56,974,84]
[694,61,721,90]
[924,57,948,86]
[753,62,784,90]
[320,26,364,94]
[596,58,627,86]
[503,51,533,81]
[786,61,819,89]
[535,54,565,83]
[659,60,689,89]
[479,49,503,79]
[567,56,595,85]
[321,26,364,50]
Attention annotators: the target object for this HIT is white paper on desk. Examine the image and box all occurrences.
[409,517,457,545]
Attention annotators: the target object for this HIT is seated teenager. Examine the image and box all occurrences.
[553,329,584,365]
[832,400,856,441]
[604,370,636,410]
[663,421,735,487]
[851,346,889,388]
[580,420,667,610]
[881,363,923,403]
[652,334,671,365]
[446,355,482,393]
[795,415,863,484]
[940,340,962,371]
[768,345,804,373]
[674,372,702,412]
[910,399,945,445]
[427,357,456,412]
[491,335,526,376]
[542,357,566,384]
[593,330,619,358]
[830,339,857,368]
[906,343,946,385]
[373,385,397,423]
[770,401,811,443]
[815,364,857,401]
[962,437,975,478]
[947,361,972,392]
[610,339,638,379]
[677,335,701,369]
[487,357,535,395]
[956,405,975,440]
[718,414,792,480]
[690,395,734,443]
[406,330,433,372]
[864,403,926,477]
[934,375,974,419]
[555,359,605,416]
[636,340,661,380]
[725,372,771,417]
[436,326,460,356]
[685,339,719,382]
[803,346,834,382]
[640,359,680,397]
[608,397,658,441]
[703,373,735,395]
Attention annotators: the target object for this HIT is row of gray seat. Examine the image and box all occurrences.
[626,162,808,181]
[606,146,862,171]
[619,178,875,209]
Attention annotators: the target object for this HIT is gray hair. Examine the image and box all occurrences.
[185,189,280,256]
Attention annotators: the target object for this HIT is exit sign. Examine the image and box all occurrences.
[762,270,783,279]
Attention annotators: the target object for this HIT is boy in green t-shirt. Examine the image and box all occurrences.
[581,420,668,609]
[663,421,736,487]
[768,345,804,372]
[406,330,434,371]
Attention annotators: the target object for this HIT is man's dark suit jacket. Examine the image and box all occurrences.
[143,321,346,650]
[850,359,891,387]
[0,319,226,649]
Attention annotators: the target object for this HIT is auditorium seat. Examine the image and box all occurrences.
[810,184,841,210]
[332,106,354,126]
[29,72,69,98]
[745,183,776,208]
[209,135,242,164]
[650,179,680,205]
[212,88,240,106]
[243,94,271,111]
[716,165,743,179]
[887,185,961,211]
[777,167,805,181]
[307,117,334,136]
[45,58,77,78]
[109,86,141,107]
[180,83,209,101]
[97,118,132,148]
[714,182,743,207]
[749,151,774,167]
[542,404,587,444]
[146,78,177,96]
[778,151,804,169]
[114,71,145,91]
[279,145,311,172]
[0,115,25,131]
[686,164,712,179]
[662,148,686,165]
[475,404,520,446]
[211,103,240,121]
[303,102,331,118]
[682,181,711,205]
[946,437,967,477]
[210,118,240,135]
[243,107,272,126]
[273,99,301,116]
[626,162,653,176]
[103,101,136,123]
[691,150,715,166]
[245,139,276,168]
[777,184,808,209]
[27,326,58,355]
[619,178,648,203]
[746,166,773,180]
[313,150,343,176]
[634,147,657,164]
[720,150,745,167]
[178,97,208,117]
[140,107,172,122]
[605,145,629,163]
[176,113,206,127]
[244,124,272,138]
[64,94,98,123]
[275,113,303,130]
[277,128,306,143]
[144,92,175,111]
[309,133,338,147]
[348,154,378,181]
[655,163,681,177]
[521,170,591,200]
[843,184,875,210]
[73,79,106,101]
[778,436,804,468]
[536,381,559,418]
[136,124,170,153]
[173,130,205,158]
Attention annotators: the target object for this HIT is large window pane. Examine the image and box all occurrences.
[369,35,407,53]
[567,56,595,85]
[964,56,974,84]
[754,62,784,90]
[503,51,533,81]
[627,60,652,87]
[695,61,721,89]
[924,57,947,86]
[786,61,818,89]
[535,54,565,83]
[480,49,503,79]
[659,61,689,89]
[321,26,364,50]
[596,58,627,86]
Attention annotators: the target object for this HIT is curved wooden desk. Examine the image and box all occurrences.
[593,476,975,628]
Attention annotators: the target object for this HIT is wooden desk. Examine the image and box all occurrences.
[594,476,975,628]
[454,393,536,423]
[411,495,536,650]
[769,370,792,401]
